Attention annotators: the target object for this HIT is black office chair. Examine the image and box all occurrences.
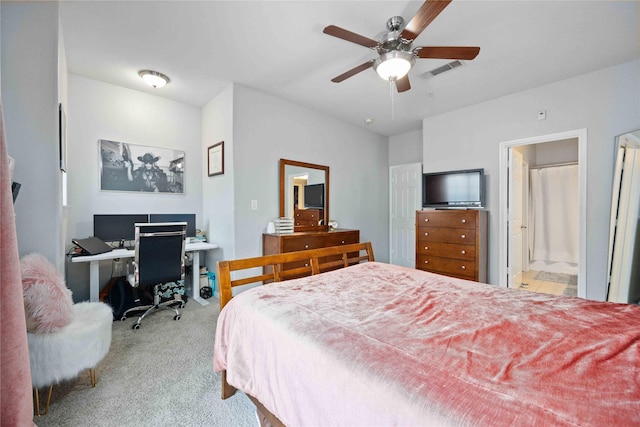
[122,222,187,330]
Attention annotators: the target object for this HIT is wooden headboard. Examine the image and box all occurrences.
[216,242,374,310]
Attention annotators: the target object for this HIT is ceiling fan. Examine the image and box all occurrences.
[323,0,480,93]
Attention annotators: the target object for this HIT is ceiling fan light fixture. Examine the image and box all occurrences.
[374,51,415,81]
[138,70,170,88]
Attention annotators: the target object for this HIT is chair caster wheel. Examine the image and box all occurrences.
[120,316,127,322]
[174,315,181,321]
[132,324,141,330]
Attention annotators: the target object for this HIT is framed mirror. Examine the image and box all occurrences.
[279,159,329,232]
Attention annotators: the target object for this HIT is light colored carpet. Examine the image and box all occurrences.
[33,299,257,427]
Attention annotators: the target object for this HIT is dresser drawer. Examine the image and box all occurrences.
[325,231,359,247]
[417,227,476,244]
[417,254,477,280]
[417,210,476,229]
[416,242,476,261]
[295,208,323,221]
[282,236,325,252]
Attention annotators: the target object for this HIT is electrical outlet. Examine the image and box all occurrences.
[251,200,258,210]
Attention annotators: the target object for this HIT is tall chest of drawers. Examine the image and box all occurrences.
[415,210,487,282]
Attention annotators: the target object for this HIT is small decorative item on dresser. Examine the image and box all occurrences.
[266,221,276,234]
[274,217,294,234]
[328,220,338,231]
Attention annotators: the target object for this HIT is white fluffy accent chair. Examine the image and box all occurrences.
[27,301,113,415]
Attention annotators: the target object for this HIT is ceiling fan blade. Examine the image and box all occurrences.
[395,75,411,93]
[331,61,374,83]
[401,0,452,41]
[415,46,480,60]
[323,25,378,49]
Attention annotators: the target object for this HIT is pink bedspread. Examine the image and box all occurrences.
[214,262,640,426]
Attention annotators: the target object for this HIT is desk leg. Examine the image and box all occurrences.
[89,261,100,302]
[190,251,209,306]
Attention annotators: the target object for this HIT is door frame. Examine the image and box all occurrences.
[498,129,587,298]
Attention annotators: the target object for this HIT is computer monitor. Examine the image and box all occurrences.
[149,213,196,237]
[94,214,149,246]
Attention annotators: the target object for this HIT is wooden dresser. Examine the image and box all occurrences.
[263,229,360,278]
[415,210,487,282]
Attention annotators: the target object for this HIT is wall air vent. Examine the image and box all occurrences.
[421,60,463,79]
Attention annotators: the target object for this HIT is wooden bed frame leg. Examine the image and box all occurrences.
[221,371,237,399]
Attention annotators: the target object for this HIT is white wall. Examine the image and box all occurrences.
[65,74,202,301]
[1,2,64,270]
[389,129,422,167]
[231,85,390,261]
[422,60,640,300]
[201,85,234,270]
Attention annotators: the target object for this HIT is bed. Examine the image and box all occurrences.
[213,242,640,426]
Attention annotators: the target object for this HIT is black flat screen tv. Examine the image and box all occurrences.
[149,213,197,237]
[94,214,149,244]
[304,183,324,209]
[422,168,485,208]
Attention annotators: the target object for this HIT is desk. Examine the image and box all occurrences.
[71,242,218,305]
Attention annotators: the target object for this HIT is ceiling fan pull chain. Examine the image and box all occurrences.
[389,78,396,120]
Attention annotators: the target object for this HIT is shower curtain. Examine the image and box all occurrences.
[529,164,579,265]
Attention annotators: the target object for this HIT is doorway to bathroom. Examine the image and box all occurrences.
[499,129,587,298]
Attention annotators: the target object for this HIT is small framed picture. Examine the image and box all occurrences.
[208,141,224,177]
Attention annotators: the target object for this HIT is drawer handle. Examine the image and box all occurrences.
[461,234,466,239]
[305,263,309,267]
[424,232,429,236]
[424,218,429,222]
[461,265,466,270]
[461,250,466,255]
[341,240,345,244]
[424,246,429,250]
[461,219,466,224]
[304,244,309,249]
[424,260,429,264]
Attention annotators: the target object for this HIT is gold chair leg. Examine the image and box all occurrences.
[33,387,40,416]
[89,368,97,387]
[33,384,53,416]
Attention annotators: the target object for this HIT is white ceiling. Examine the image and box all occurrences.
[60,1,639,137]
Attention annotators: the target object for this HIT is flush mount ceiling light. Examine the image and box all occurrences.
[138,70,170,88]
[373,51,415,81]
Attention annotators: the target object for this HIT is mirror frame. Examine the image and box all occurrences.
[279,159,330,232]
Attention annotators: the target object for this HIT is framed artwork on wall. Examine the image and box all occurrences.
[99,139,185,193]
[208,141,224,177]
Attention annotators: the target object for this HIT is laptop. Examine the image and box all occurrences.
[72,236,113,255]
